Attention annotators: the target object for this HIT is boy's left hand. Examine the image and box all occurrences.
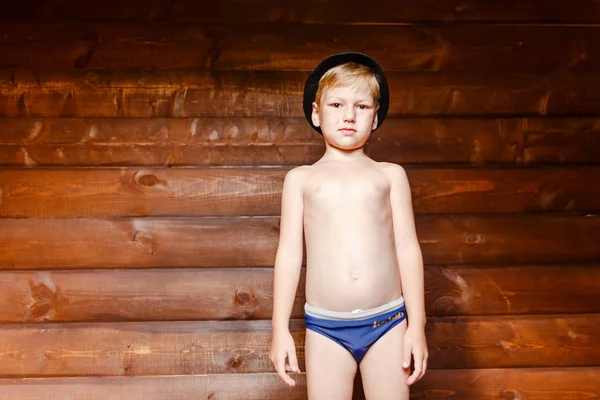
[402,325,428,385]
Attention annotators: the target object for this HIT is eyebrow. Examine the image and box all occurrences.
[327,96,373,103]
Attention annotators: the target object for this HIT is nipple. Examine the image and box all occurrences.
[351,270,359,280]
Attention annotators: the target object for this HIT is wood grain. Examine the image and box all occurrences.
[1,23,599,72]
[0,265,597,323]
[1,0,600,23]
[3,70,600,117]
[2,117,599,166]
[1,167,599,217]
[1,215,598,269]
[0,316,597,376]
[0,368,599,399]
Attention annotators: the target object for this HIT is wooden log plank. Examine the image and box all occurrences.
[1,167,600,217]
[2,117,599,166]
[0,168,287,218]
[2,70,600,117]
[0,265,597,323]
[0,143,327,167]
[0,374,306,400]
[0,315,597,376]
[1,23,600,72]
[0,215,598,269]
[1,0,600,23]
[412,368,600,399]
[0,368,599,400]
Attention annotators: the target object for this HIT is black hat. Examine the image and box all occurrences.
[303,52,389,135]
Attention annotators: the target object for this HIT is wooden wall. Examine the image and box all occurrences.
[0,1,599,398]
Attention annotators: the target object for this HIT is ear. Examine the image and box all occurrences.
[371,105,379,130]
[311,102,321,127]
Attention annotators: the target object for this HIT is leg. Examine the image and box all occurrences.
[359,319,410,400]
[305,328,358,400]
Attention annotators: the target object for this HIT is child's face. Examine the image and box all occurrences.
[311,81,379,149]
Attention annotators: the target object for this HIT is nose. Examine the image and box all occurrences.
[343,106,355,122]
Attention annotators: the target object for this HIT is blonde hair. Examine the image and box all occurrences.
[314,62,380,107]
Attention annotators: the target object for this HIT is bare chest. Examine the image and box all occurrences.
[304,173,390,208]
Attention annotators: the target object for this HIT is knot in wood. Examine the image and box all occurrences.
[234,285,256,306]
[228,358,242,368]
[27,280,58,320]
[500,389,522,400]
[465,234,481,245]
[137,173,160,187]
[131,230,155,254]
[127,171,164,192]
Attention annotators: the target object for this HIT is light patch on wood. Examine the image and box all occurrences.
[419,180,495,201]
[53,349,104,359]
[87,124,99,141]
[230,347,256,358]
[190,119,200,137]
[470,138,484,165]
[25,272,58,321]
[154,125,170,141]
[419,239,440,244]
[567,329,589,342]
[22,148,38,166]
[229,124,240,140]
[500,340,517,352]
[430,30,451,71]
[172,87,188,117]
[113,89,124,116]
[440,267,473,306]
[208,130,220,141]
[126,345,152,355]
[538,91,551,115]
[26,122,43,142]
[539,191,560,210]
[54,148,66,160]
[433,121,446,143]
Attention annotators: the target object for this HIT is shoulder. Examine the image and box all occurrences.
[283,165,311,190]
[376,161,408,183]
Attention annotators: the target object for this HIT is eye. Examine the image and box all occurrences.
[357,104,371,110]
[329,103,341,108]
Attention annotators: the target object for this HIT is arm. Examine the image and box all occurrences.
[270,166,305,386]
[387,163,428,385]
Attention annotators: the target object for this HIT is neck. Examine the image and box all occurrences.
[321,141,368,162]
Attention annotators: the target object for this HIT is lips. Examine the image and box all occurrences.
[339,128,356,134]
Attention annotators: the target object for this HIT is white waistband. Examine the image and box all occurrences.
[304,296,404,321]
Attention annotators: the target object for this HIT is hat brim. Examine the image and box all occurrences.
[303,52,389,135]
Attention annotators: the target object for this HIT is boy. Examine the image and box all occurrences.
[270,52,427,399]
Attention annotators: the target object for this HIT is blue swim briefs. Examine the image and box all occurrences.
[304,296,407,364]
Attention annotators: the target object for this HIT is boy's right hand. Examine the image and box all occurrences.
[269,330,300,386]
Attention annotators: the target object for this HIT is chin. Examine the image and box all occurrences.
[333,138,367,150]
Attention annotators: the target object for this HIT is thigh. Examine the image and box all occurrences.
[305,328,358,400]
[359,319,410,400]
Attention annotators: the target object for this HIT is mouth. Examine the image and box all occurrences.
[339,128,357,134]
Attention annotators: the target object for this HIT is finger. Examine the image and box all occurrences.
[402,342,412,369]
[418,358,427,382]
[413,356,427,384]
[407,353,423,385]
[288,349,301,372]
[276,358,296,386]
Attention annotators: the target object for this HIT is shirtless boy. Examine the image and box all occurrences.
[270,52,428,399]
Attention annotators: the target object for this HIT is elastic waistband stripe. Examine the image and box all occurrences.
[304,296,404,321]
